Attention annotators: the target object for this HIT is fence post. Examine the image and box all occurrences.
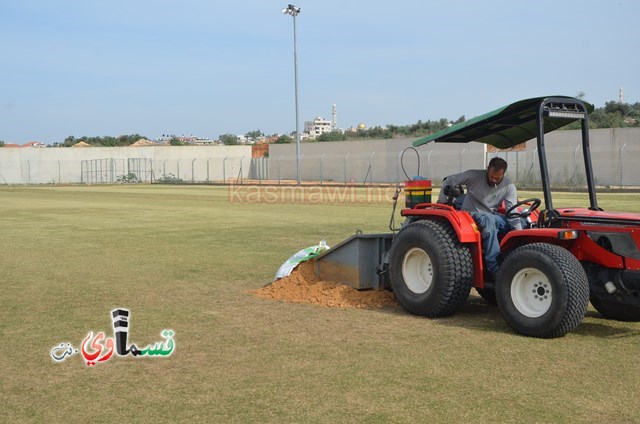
[363,152,375,185]
[299,154,303,182]
[573,144,580,190]
[532,147,538,187]
[344,152,350,184]
[277,155,283,184]
[223,157,228,183]
[192,158,197,183]
[320,154,325,183]
[207,158,211,182]
[459,148,466,173]
[620,143,626,188]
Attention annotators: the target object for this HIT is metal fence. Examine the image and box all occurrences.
[263,149,484,185]
[259,128,640,189]
[1,128,639,187]
[80,157,249,184]
[81,158,154,184]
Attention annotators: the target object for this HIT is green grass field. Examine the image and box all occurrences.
[2,185,640,423]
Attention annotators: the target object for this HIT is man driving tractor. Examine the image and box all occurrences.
[437,157,521,280]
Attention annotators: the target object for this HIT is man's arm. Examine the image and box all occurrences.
[437,175,457,203]
[437,170,476,204]
[504,184,522,230]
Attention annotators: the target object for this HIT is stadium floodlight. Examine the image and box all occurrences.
[282,4,300,16]
[282,4,302,184]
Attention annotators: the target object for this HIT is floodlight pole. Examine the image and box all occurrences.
[283,4,301,185]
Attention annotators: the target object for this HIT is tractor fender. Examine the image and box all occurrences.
[402,206,483,286]
[401,205,480,244]
[500,228,574,254]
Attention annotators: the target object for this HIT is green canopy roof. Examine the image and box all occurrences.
[412,96,594,149]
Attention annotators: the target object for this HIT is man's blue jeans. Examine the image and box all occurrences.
[470,212,510,274]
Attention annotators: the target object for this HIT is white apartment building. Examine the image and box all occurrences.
[304,116,332,138]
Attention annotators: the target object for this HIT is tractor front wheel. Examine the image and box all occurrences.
[389,220,472,317]
[496,243,589,338]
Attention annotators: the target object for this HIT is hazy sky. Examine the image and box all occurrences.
[2,0,638,144]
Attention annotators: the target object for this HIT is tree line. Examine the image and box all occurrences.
[312,100,640,142]
[565,100,640,130]
[3,98,638,147]
[57,134,148,147]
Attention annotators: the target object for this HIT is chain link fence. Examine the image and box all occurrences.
[0,128,638,187]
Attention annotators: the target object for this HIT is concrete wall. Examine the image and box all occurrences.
[268,138,486,184]
[522,127,640,187]
[0,145,252,184]
[1,127,638,186]
[268,128,640,187]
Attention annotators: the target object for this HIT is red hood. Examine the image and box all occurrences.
[557,208,640,222]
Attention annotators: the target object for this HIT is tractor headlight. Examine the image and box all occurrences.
[558,230,579,240]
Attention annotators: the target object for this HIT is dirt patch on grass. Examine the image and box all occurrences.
[253,261,398,309]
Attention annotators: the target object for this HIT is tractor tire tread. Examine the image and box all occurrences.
[391,219,472,317]
[498,243,589,338]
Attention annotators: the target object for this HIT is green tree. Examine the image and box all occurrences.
[452,115,466,125]
[0,140,5,147]
[604,100,631,116]
[219,134,239,145]
[317,131,347,142]
[582,101,639,129]
[245,130,263,139]
[275,135,293,144]
[62,134,149,147]
[170,137,184,146]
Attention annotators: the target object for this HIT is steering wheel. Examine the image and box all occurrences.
[505,198,542,219]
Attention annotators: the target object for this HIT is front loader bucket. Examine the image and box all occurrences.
[315,233,393,291]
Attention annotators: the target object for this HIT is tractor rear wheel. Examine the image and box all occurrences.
[496,243,589,338]
[389,220,472,317]
[590,296,640,322]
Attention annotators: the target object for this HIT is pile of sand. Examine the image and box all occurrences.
[253,261,397,309]
[130,139,155,146]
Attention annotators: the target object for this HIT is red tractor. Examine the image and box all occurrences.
[315,96,640,338]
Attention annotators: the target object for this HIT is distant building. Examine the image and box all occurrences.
[193,138,217,146]
[157,134,218,145]
[304,116,332,139]
[346,123,367,133]
[3,141,46,148]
